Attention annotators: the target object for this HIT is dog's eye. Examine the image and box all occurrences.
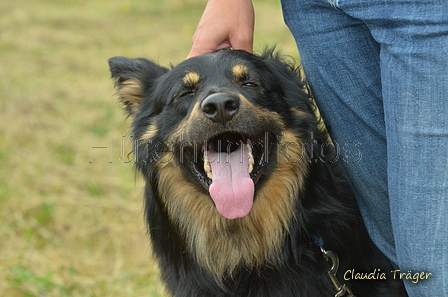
[179,89,195,98]
[242,82,258,88]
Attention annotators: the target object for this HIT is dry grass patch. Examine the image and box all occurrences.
[0,0,296,296]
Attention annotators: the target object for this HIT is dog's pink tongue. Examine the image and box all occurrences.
[208,145,254,220]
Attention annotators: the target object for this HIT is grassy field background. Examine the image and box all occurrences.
[0,0,297,296]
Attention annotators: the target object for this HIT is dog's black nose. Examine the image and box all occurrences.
[201,93,240,125]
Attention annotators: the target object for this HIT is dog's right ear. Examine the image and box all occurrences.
[108,57,169,116]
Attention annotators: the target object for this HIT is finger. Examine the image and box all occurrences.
[187,41,231,59]
[228,33,254,54]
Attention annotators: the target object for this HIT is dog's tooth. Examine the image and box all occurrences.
[203,149,208,163]
[248,153,254,164]
[247,144,254,173]
[247,144,254,164]
[203,150,212,179]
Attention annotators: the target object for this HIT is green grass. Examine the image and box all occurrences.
[0,0,297,296]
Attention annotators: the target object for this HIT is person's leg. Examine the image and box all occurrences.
[282,0,448,294]
[281,0,397,263]
[345,0,448,293]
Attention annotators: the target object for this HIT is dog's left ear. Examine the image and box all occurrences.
[108,57,168,116]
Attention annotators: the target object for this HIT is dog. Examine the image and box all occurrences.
[108,49,407,296]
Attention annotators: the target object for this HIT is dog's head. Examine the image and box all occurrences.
[109,49,332,276]
[109,49,318,219]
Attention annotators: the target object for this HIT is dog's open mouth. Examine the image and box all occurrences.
[185,132,270,219]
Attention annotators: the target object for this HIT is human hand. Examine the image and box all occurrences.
[187,0,254,59]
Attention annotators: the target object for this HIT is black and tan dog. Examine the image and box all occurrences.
[108,49,406,297]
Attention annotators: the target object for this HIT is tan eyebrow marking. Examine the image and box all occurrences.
[232,64,249,80]
[183,71,200,87]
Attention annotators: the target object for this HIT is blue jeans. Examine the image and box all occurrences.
[281,0,448,295]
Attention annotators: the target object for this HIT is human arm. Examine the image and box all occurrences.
[187,0,254,58]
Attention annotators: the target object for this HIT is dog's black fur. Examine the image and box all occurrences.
[109,49,406,297]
